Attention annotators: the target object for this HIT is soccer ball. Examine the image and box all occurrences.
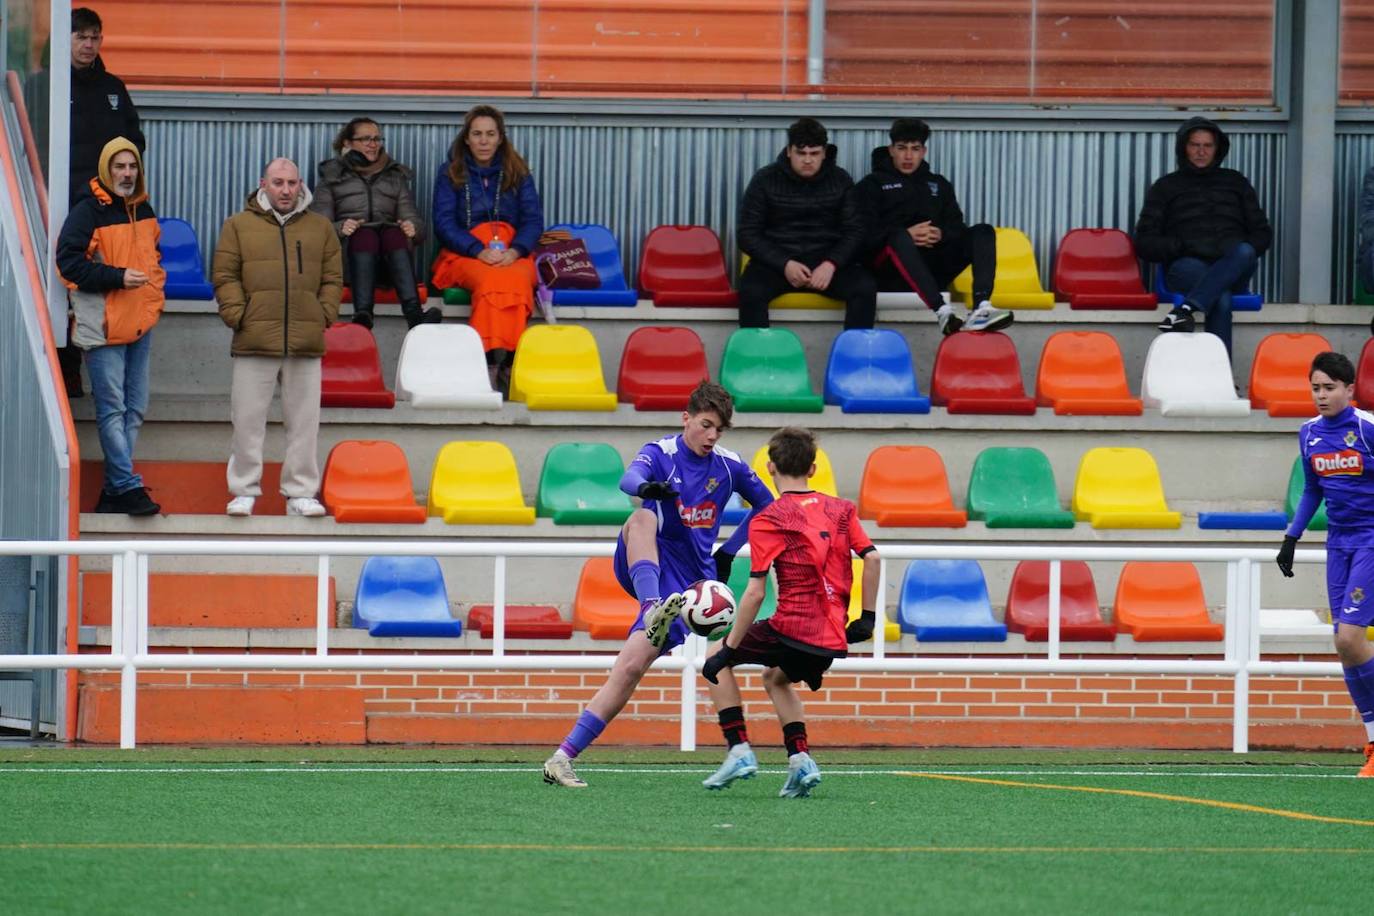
[682,579,737,640]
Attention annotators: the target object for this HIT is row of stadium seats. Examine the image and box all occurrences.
[352,554,1223,644]
[320,320,1354,418]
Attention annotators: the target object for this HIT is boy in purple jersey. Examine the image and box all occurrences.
[1276,351,1374,777]
[544,381,775,789]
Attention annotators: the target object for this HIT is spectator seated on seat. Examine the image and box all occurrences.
[430,105,545,395]
[311,116,439,332]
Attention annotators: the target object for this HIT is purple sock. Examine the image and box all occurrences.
[628,560,661,604]
[1345,658,1374,725]
[558,710,607,759]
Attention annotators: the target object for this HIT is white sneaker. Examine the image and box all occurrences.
[703,743,759,790]
[935,304,965,336]
[965,301,1014,333]
[642,593,687,649]
[226,496,255,517]
[286,497,327,517]
[779,751,822,798]
[542,751,587,788]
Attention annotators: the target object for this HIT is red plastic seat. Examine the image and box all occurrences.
[1248,332,1331,418]
[1005,561,1116,641]
[1052,228,1156,310]
[321,440,427,523]
[1355,338,1374,407]
[638,225,739,307]
[321,323,396,408]
[341,283,429,304]
[617,326,710,410]
[1036,331,1143,416]
[930,331,1037,415]
[465,604,573,639]
[1113,562,1224,642]
[858,445,967,527]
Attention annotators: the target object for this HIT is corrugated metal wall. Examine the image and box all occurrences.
[1335,130,1374,303]
[143,112,1290,300]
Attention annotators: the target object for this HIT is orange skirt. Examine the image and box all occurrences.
[432,249,537,352]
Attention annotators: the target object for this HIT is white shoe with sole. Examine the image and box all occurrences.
[964,301,1014,333]
[542,751,588,788]
[703,743,759,790]
[286,497,327,517]
[778,751,822,798]
[226,496,255,517]
[642,593,687,648]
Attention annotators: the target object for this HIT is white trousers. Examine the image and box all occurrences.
[227,355,322,498]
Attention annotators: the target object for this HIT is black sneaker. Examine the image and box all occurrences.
[350,311,374,331]
[93,489,120,513]
[109,486,161,517]
[1157,306,1195,332]
[405,306,443,330]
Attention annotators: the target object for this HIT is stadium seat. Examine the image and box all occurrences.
[157,217,214,299]
[1155,268,1262,311]
[1249,333,1331,417]
[965,447,1076,529]
[751,443,837,497]
[1285,455,1327,530]
[1196,510,1288,530]
[465,604,573,639]
[949,227,1055,309]
[321,440,427,524]
[427,441,536,525]
[1005,561,1116,641]
[847,557,900,643]
[353,556,461,637]
[929,331,1037,415]
[858,445,966,527]
[509,325,618,411]
[395,324,502,410]
[1035,331,1143,416]
[638,225,738,307]
[536,442,635,525]
[1051,228,1155,310]
[719,328,824,413]
[739,253,843,310]
[823,329,932,414]
[320,322,396,408]
[1140,333,1250,417]
[1357,337,1374,407]
[546,223,640,306]
[897,560,1007,642]
[1113,562,1224,641]
[1071,447,1182,529]
[342,283,429,305]
[617,326,710,411]
[726,556,777,624]
[573,557,640,639]
[440,287,471,306]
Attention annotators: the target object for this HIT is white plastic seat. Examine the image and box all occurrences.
[396,324,502,410]
[1258,608,1329,637]
[1140,332,1250,417]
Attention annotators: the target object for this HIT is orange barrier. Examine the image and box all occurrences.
[572,557,638,640]
[5,71,47,227]
[858,445,967,528]
[81,571,333,628]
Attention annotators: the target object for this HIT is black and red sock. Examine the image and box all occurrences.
[717,706,750,748]
[783,721,809,757]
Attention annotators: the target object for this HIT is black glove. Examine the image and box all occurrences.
[713,551,734,583]
[846,610,875,644]
[637,480,678,501]
[702,644,738,685]
[1276,536,1298,578]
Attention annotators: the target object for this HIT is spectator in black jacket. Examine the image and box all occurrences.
[854,118,1012,336]
[737,118,876,330]
[70,8,144,205]
[1135,116,1271,359]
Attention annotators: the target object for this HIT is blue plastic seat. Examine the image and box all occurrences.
[1154,268,1261,311]
[897,559,1007,642]
[352,556,462,637]
[158,217,214,299]
[823,329,932,414]
[547,223,640,307]
[1197,511,1288,530]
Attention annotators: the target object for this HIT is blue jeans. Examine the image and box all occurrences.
[1166,242,1258,358]
[84,330,152,494]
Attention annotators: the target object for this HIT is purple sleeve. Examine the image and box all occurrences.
[619,442,662,497]
[1285,438,1320,538]
[717,458,776,556]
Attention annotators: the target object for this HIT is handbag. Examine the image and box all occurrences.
[535,238,600,289]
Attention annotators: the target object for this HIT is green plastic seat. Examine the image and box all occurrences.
[536,443,635,525]
[1285,455,1327,531]
[1356,276,1374,306]
[725,553,777,626]
[719,328,823,413]
[442,287,472,306]
[966,447,1076,529]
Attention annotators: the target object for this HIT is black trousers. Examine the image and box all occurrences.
[738,258,877,330]
[871,223,997,310]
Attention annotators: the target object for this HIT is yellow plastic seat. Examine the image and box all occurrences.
[1071,446,1181,529]
[750,444,838,497]
[740,252,843,310]
[427,441,536,525]
[950,227,1056,309]
[509,325,618,411]
[847,558,900,643]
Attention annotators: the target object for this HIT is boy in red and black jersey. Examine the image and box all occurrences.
[703,426,879,798]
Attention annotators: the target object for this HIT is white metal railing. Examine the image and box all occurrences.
[0,539,1340,752]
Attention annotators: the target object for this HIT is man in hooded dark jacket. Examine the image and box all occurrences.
[69,8,145,204]
[1134,116,1271,360]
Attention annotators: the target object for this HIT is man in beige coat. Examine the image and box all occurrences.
[213,158,342,517]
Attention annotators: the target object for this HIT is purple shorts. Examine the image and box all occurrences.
[1326,547,1374,629]
[614,536,699,654]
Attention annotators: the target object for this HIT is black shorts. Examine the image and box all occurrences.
[731,621,836,691]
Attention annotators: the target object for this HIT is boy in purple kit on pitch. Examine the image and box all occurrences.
[543,381,775,789]
[1275,351,1374,776]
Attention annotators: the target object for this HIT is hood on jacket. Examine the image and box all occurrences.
[93,136,147,206]
[1174,116,1230,172]
[868,144,933,181]
[251,183,315,224]
[776,143,839,182]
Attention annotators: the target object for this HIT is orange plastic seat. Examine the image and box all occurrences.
[1113,562,1224,642]
[1005,561,1116,641]
[1248,333,1331,417]
[1036,331,1142,416]
[573,557,639,640]
[858,445,967,527]
[322,440,427,524]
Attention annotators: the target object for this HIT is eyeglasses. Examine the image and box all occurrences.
[351,135,384,145]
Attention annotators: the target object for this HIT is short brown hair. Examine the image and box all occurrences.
[686,381,733,429]
[768,427,817,477]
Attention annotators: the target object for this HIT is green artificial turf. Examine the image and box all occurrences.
[2,748,1370,915]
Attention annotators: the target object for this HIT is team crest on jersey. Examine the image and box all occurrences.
[107,94,120,110]
[678,501,716,528]
[704,477,719,493]
[927,181,939,196]
[1346,430,1359,447]
[1312,450,1364,476]
[1354,587,1365,605]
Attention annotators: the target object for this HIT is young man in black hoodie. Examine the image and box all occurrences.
[1134,116,1271,361]
[70,8,145,205]
[854,118,1011,336]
